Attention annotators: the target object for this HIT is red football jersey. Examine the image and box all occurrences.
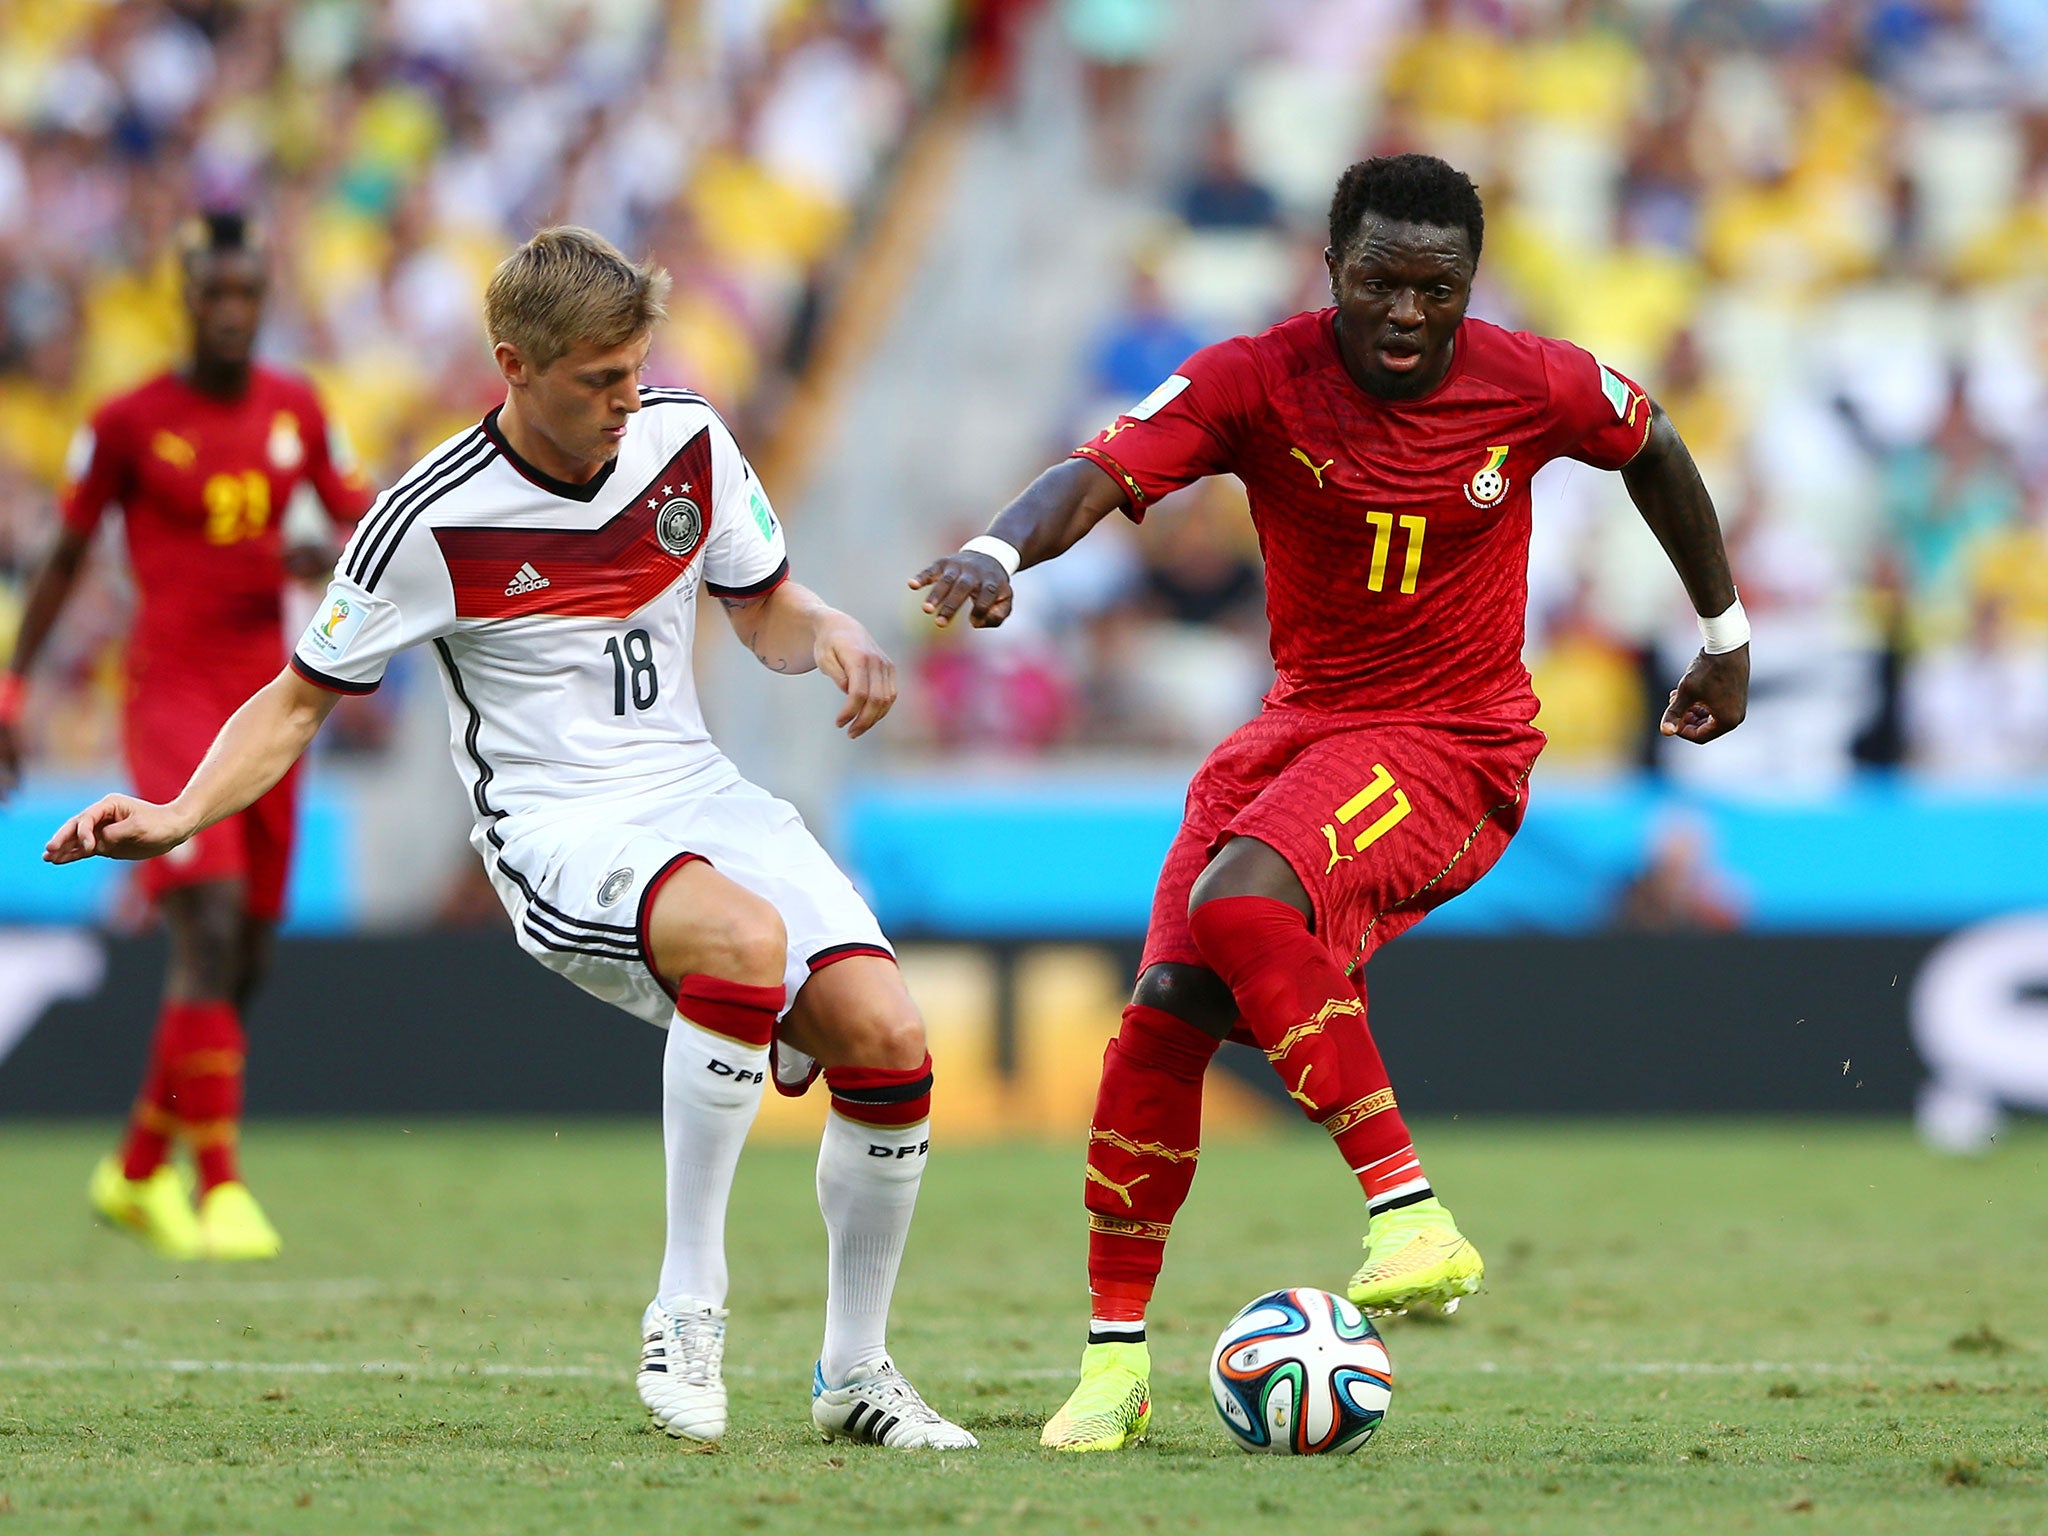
[61,367,373,699]
[1074,311,1651,720]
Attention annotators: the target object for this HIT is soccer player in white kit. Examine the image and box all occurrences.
[44,228,976,1451]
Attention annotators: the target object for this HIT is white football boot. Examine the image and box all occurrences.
[639,1300,728,1442]
[811,1359,978,1450]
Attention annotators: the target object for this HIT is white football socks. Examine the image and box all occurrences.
[815,1110,929,1388]
[656,1015,768,1310]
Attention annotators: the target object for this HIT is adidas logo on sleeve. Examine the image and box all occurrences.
[504,561,550,595]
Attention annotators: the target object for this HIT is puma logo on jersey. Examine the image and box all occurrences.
[1290,447,1336,488]
[504,561,551,596]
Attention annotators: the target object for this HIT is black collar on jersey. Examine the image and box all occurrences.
[482,405,619,503]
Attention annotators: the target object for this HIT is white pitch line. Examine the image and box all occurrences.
[0,1356,621,1380]
[0,1356,2001,1384]
[0,1278,640,1304]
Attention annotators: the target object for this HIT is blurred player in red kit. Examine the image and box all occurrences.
[0,212,371,1259]
[912,155,1751,1449]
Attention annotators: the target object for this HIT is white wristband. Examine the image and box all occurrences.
[961,535,1021,577]
[1698,595,1750,654]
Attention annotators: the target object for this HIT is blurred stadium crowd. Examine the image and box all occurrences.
[918,0,2048,789]
[7,0,2048,791]
[0,0,947,765]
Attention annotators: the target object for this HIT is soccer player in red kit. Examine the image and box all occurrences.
[912,156,1751,1450]
[0,213,371,1260]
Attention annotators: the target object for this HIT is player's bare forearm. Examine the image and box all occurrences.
[7,527,90,686]
[0,527,92,795]
[43,668,337,864]
[719,580,897,738]
[1621,405,1748,744]
[909,457,1128,628]
[1622,407,1736,618]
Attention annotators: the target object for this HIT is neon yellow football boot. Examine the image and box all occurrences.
[196,1181,282,1261]
[1040,1341,1152,1452]
[89,1153,202,1260]
[1346,1197,1484,1317]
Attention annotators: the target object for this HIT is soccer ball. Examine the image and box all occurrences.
[1209,1288,1393,1455]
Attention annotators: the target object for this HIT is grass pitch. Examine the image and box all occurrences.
[1,1119,2043,1535]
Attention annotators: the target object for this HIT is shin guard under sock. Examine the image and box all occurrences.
[816,1055,933,1385]
[656,975,781,1309]
[1187,895,1431,1209]
[1085,1003,1219,1328]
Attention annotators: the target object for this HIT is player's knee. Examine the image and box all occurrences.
[1132,963,1236,1039]
[1188,837,1312,923]
[166,891,246,999]
[700,899,787,987]
[649,879,786,989]
[820,986,926,1070]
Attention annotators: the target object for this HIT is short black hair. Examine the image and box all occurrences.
[1328,155,1484,264]
[178,209,261,272]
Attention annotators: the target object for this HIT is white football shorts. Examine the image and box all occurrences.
[488,775,893,1027]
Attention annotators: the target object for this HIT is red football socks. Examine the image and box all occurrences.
[1085,1003,1220,1329]
[142,999,248,1192]
[675,973,782,1049]
[823,1053,934,1128]
[1187,895,1432,1212]
[119,1003,182,1181]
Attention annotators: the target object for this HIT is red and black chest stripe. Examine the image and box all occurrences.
[434,427,715,621]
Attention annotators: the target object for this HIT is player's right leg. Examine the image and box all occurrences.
[637,857,788,1444]
[93,879,252,1262]
[1041,961,1233,1452]
[1043,817,1239,1452]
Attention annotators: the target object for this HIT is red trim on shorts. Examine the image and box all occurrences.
[635,851,708,1001]
[807,942,895,973]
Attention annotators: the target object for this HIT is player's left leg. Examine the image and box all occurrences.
[1186,719,1539,1313]
[1186,841,1478,1314]
[186,772,299,1260]
[780,956,976,1450]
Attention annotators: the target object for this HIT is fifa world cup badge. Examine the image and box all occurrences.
[1463,445,1510,508]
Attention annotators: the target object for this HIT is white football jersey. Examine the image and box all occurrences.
[292,389,788,868]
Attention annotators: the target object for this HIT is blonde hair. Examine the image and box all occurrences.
[484,226,671,370]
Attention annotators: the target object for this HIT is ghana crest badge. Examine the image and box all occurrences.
[1463,445,1511,508]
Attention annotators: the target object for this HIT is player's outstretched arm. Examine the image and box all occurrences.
[909,457,1130,629]
[0,526,92,796]
[44,668,338,865]
[719,579,897,739]
[1621,404,1749,745]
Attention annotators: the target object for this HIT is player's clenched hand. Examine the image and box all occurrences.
[1661,646,1748,744]
[43,794,193,864]
[814,615,897,739]
[908,552,1013,629]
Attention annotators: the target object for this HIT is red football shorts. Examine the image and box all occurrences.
[1141,707,1544,992]
[125,684,299,921]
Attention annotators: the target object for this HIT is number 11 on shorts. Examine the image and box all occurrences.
[1319,763,1410,872]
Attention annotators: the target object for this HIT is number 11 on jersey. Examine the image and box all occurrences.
[1364,512,1425,594]
[604,628,659,714]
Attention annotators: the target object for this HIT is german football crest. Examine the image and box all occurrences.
[655,495,703,557]
[1463,446,1510,507]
